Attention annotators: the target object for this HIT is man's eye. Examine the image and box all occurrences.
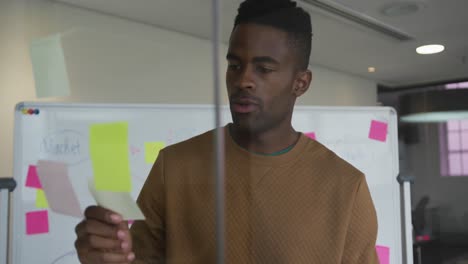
[257,66,274,74]
[228,64,241,71]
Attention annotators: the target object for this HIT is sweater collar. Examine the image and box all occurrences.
[224,124,310,166]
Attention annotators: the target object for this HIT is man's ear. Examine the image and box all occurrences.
[293,70,312,97]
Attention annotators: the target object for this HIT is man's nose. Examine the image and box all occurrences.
[237,66,256,90]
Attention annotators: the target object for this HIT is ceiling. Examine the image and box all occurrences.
[55,0,468,88]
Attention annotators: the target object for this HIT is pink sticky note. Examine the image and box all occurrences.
[376,245,390,264]
[36,160,82,218]
[26,210,49,235]
[25,165,42,188]
[369,120,388,142]
[305,132,316,140]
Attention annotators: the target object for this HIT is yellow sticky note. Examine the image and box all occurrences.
[145,142,165,164]
[90,122,132,192]
[36,189,49,208]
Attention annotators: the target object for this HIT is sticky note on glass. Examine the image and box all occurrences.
[369,120,388,142]
[36,190,49,208]
[88,180,144,220]
[376,245,390,264]
[29,34,71,98]
[305,132,316,140]
[90,122,132,192]
[26,210,49,235]
[144,142,165,164]
[25,165,42,189]
[37,160,82,217]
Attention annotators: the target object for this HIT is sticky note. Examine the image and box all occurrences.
[90,122,132,192]
[369,120,388,142]
[36,189,49,208]
[88,180,144,220]
[29,34,71,98]
[37,160,82,217]
[145,142,165,164]
[376,245,390,264]
[26,210,49,235]
[305,132,316,140]
[25,165,42,189]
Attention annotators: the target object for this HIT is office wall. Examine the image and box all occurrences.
[0,0,377,178]
[0,1,39,179]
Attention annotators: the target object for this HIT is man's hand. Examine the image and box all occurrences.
[75,206,135,263]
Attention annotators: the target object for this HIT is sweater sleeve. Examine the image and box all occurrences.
[342,175,379,264]
[130,150,166,263]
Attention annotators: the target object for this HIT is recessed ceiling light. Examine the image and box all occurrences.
[368,67,376,73]
[416,44,445,55]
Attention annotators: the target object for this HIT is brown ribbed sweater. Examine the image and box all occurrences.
[131,126,378,263]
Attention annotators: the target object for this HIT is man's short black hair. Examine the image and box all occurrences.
[234,0,312,70]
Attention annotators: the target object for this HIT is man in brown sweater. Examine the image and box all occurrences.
[74,0,379,263]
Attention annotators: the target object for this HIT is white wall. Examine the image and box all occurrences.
[0,0,39,179]
[0,0,377,178]
[300,65,376,106]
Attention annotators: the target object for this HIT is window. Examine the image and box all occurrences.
[440,82,468,176]
[445,81,468,89]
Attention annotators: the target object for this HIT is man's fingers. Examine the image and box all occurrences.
[87,234,123,250]
[75,234,122,252]
[85,249,135,263]
[76,219,119,239]
[75,214,135,264]
[117,221,130,231]
[84,206,123,224]
[117,222,133,253]
[75,220,86,237]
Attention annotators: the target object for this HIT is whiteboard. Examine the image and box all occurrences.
[12,102,406,264]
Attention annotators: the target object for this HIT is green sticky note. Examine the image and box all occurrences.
[145,142,165,164]
[90,122,132,192]
[36,189,49,208]
[30,34,71,98]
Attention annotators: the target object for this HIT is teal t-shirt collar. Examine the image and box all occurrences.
[228,125,297,156]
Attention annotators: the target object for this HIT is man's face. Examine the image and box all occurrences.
[226,23,301,134]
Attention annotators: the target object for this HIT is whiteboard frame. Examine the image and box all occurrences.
[11,102,412,264]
